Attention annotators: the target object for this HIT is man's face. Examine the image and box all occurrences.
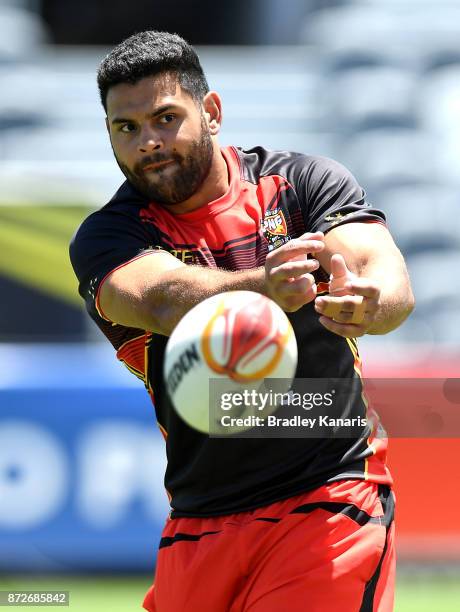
[106,74,213,204]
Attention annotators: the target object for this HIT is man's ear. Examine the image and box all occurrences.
[202,91,223,135]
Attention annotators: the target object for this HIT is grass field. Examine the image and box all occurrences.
[1,571,460,611]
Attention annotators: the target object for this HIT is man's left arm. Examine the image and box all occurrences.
[313,222,415,337]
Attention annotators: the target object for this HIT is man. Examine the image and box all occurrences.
[70,31,414,612]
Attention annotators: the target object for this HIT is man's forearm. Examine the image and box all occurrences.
[101,233,323,336]
[145,265,266,335]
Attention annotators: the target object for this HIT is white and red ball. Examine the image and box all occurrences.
[164,291,298,434]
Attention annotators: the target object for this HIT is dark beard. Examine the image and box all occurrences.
[115,124,214,205]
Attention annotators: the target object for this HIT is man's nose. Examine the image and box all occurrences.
[138,126,163,153]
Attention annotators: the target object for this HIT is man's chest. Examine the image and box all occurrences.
[139,176,307,270]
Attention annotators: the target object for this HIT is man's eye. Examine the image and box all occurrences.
[120,124,136,133]
[159,114,175,124]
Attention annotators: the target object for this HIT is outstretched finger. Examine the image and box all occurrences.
[318,316,366,338]
[330,253,349,280]
[344,278,380,299]
[315,294,367,324]
[276,274,317,298]
[266,238,325,267]
[270,258,320,281]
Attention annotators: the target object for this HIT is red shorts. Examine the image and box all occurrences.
[143,480,395,612]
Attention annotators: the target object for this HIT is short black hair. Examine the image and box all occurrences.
[97,30,210,111]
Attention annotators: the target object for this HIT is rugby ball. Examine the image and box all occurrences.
[164,291,298,434]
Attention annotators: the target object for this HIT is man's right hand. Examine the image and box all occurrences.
[264,232,325,312]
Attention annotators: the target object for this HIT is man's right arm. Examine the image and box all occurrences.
[99,232,325,336]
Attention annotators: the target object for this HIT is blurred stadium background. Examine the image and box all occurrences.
[0,0,459,609]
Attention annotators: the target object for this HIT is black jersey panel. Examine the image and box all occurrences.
[70,146,392,517]
[238,148,386,234]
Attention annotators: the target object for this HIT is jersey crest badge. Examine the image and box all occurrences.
[262,208,290,250]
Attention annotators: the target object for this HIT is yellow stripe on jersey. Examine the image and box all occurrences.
[120,360,145,382]
[344,337,375,479]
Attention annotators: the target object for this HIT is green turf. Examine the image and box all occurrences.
[1,573,459,611]
[0,575,151,612]
[395,575,460,612]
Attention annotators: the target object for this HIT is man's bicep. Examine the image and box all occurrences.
[98,250,185,328]
[319,222,403,275]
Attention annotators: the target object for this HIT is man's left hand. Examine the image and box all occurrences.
[314,255,381,338]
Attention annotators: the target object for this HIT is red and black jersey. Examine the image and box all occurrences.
[70,146,391,517]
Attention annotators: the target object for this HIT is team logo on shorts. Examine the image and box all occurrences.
[261,208,290,251]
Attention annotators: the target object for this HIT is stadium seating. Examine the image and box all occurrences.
[375,184,460,255]
[301,1,460,350]
[405,251,460,349]
[339,128,435,192]
[325,66,417,134]
[0,4,49,60]
[1,0,459,347]
[302,3,460,71]
[417,65,460,186]
[407,250,460,298]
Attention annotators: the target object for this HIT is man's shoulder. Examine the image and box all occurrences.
[234,146,345,185]
[96,180,147,218]
[69,181,147,255]
[73,181,145,233]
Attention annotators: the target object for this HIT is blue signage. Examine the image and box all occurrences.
[0,346,170,572]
